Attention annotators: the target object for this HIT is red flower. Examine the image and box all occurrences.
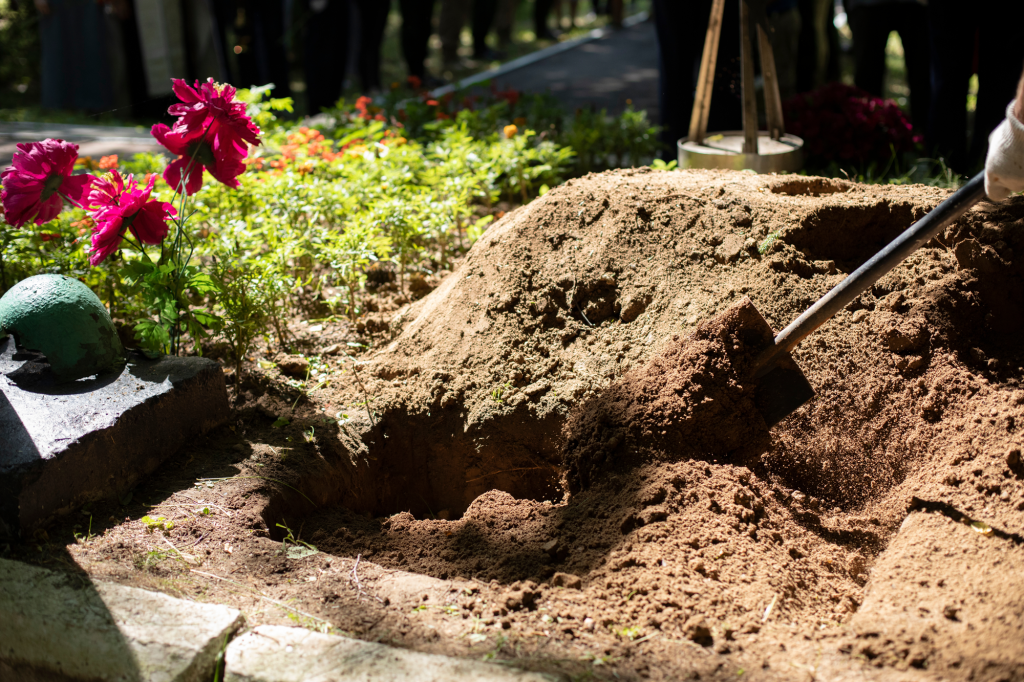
[0,139,94,227]
[406,75,422,90]
[39,233,60,242]
[150,78,261,195]
[86,171,176,265]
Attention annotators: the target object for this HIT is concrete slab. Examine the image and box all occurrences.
[0,557,244,682]
[225,625,557,682]
[0,337,230,539]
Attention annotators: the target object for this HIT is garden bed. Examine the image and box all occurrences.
[7,168,1024,681]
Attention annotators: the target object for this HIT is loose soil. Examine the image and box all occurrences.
[6,168,1024,681]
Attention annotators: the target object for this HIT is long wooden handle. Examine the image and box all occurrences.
[688,0,727,143]
[754,172,987,377]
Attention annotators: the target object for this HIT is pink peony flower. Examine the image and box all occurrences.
[150,78,261,195]
[0,139,95,227]
[87,171,176,266]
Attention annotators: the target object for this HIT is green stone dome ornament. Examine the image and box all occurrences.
[0,274,125,382]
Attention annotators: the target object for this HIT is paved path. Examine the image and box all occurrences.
[490,18,659,117]
[0,17,660,167]
[0,121,162,168]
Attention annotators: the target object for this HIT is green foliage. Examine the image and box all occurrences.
[1,85,668,364]
[119,152,168,176]
[276,519,318,558]
[140,515,174,533]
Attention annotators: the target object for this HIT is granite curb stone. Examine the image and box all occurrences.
[0,557,244,681]
[0,336,230,538]
[225,625,559,682]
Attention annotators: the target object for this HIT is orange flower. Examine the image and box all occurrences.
[503,124,518,138]
[425,99,439,106]
[98,154,118,170]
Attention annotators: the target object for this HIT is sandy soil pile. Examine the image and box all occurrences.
[13,168,1024,681]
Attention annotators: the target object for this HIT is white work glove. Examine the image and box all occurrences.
[985,100,1024,201]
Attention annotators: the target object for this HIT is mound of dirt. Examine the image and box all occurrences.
[292,168,1024,680]
[560,298,775,494]
[24,169,1024,682]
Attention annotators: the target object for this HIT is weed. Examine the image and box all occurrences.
[133,548,173,571]
[73,514,94,544]
[614,625,643,641]
[276,519,319,559]
[490,382,511,403]
[758,230,781,255]
[140,515,174,533]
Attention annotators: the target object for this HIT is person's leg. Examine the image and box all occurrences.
[970,1,1024,169]
[892,3,930,132]
[251,0,292,98]
[495,0,518,49]
[439,0,471,65]
[848,6,889,98]
[354,0,389,90]
[304,0,349,113]
[926,0,974,172]
[767,6,802,101]
[399,0,437,81]
[471,0,499,57]
[534,0,556,40]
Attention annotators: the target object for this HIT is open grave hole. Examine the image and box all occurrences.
[247,169,1024,625]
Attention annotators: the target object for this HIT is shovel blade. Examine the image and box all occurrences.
[753,356,816,427]
[730,298,816,427]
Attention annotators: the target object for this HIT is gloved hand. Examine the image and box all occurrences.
[985,100,1024,201]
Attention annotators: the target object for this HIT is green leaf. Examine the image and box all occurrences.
[272,417,290,428]
[285,545,319,559]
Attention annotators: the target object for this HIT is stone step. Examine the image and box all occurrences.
[225,625,559,682]
[0,557,244,681]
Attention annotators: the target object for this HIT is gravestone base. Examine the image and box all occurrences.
[0,337,230,539]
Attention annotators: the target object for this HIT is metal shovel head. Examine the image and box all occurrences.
[754,354,815,427]
[735,300,816,428]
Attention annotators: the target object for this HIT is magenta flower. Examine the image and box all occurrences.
[87,171,176,266]
[0,139,95,227]
[150,78,261,195]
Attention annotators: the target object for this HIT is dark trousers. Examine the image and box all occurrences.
[304,0,348,113]
[534,0,554,35]
[399,0,437,80]
[354,0,391,91]
[848,3,930,131]
[304,0,389,112]
[473,0,498,55]
[652,0,743,158]
[927,0,1024,173]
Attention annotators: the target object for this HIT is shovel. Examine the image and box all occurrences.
[743,172,987,427]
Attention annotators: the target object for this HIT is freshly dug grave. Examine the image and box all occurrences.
[8,168,1024,682]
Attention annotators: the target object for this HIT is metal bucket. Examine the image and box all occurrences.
[678,131,804,174]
